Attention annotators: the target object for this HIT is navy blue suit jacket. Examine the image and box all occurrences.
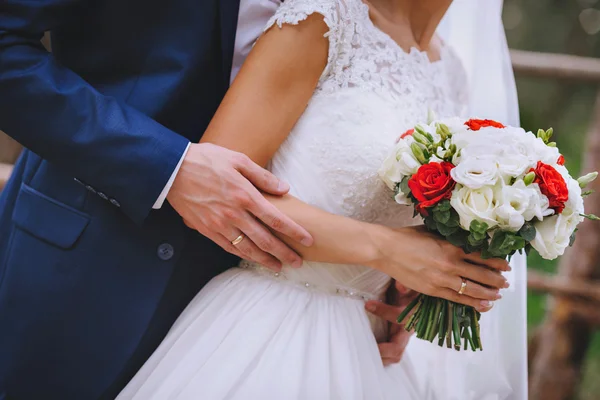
[0,1,241,398]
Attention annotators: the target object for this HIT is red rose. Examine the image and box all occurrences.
[400,128,414,139]
[408,162,456,216]
[396,128,414,143]
[464,119,506,131]
[557,155,565,166]
[532,161,568,214]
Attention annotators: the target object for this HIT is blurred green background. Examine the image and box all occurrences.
[503,0,600,398]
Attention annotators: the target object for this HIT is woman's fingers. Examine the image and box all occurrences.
[443,276,502,301]
[455,261,509,290]
[464,252,510,272]
[436,287,495,312]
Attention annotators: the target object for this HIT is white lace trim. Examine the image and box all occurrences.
[263,0,468,115]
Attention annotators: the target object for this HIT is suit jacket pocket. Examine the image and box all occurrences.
[12,183,90,250]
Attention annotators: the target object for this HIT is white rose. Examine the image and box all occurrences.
[493,180,552,231]
[378,138,420,190]
[451,185,499,231]
[379,152,404,190]
[395,191,411,206]
[530,214,571,259]
[496,153,532,181]
[451,156,500,189]
[523,183,553,221]
[531,136,561,166]
[530,178,584,260]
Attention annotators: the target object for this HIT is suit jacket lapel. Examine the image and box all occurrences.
[219,0,241,90]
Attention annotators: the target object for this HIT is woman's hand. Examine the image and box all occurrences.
[366,225,509,312]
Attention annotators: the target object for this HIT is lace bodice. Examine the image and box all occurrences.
[266,0,468,114]
[246,0,469,300]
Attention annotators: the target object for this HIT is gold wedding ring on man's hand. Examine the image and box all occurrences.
[458,278,468,295]
[231,234,245,246]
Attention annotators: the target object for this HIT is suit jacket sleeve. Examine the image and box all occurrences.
[0,0,190,224]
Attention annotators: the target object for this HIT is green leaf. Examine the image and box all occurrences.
[436,221,459,237]
[424,216,437,231]
[399,176,411,196]
[433,209,451,224]
[488,231,526,258]
[582,190,594,197]
[446,231,468,247]
[467,234,485,247]
[469,220,489,236]
[433,200,452,212]
[445,211,460,228]
[569,229,577,247]
[518,223,536,242]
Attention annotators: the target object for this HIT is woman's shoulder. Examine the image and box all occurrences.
[266,0,367,30]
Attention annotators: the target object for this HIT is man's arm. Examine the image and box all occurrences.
[0,0,189,223]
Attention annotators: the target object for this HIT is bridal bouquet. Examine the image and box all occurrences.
[379,116,598,351]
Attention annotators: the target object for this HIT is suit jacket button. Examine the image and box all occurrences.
[157,243,174,261]
[109,198,121,207]
[98,192,108,200]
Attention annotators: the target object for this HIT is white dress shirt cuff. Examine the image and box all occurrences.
[152,142,191,209]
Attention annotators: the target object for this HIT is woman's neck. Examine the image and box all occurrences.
[367,0,451,50]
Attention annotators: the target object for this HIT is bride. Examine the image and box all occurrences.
[119,0,526,398]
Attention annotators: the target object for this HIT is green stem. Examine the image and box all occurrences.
[396,294,421,324]
[452,304,461,351]
[424,299,437,341]
[469,307,482,351]
[428,299,443,342]
[404,299,421,332]
[446,302,453,349]
[415,297,430,339]
[437,300,447,347]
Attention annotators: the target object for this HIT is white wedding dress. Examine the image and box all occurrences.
[117,1,503,399]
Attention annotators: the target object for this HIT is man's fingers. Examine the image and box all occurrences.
[236,213,303,268]
[194,223,246,259]
[378,342,407,365]
[227,227,283,271]
[365,301,404,325]
[235,153,289,195]
[247,190,313,247]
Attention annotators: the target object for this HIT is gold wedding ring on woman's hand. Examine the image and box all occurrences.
[458,278,468,295]
[231,234,245,246]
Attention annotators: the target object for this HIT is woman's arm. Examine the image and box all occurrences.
[201,15,507,310]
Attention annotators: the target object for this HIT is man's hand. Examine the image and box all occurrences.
[167,143,313,270]
[365,282,418,365]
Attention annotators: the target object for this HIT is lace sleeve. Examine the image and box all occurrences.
[264,0,351,81]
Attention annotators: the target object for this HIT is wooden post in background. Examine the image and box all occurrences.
[529,91,600,400]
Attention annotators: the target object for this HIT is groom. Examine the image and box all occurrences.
[0,0,413,399]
